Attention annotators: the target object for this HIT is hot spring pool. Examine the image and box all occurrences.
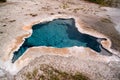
[12,18,107,63]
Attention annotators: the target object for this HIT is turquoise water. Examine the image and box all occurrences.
[12,18,103,63]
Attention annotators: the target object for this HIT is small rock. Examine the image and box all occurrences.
[50,13,54,15]
[29,13,38,17]
[3,24,6,27]
[0,32,3,34]
[9,20,16,23]
[58,12,62,14]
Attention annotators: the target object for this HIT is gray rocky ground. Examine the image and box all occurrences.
[15,55,120,80]
[0,0,120,80]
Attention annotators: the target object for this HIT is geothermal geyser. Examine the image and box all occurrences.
[12,18,111,63]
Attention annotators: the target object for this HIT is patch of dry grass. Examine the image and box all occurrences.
[84,0,113,7]
[25,64,90,80]
[101,18,113,23]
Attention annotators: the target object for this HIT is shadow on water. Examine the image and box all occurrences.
[12,18,112,63]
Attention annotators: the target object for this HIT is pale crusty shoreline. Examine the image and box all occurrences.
[0,0,120,80]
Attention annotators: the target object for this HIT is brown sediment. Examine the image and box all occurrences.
[34,47,69,55]
[3,22,34,61]
[19,47,69,61]
[4,34,30,61]
[2,33,31,62]
[22,21,42,31]
[10,34,30,53]
[22,24,33,31]
[10,23,33,54]
[101,39,111,49]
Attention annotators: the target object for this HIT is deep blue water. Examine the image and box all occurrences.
[12,18,106,63]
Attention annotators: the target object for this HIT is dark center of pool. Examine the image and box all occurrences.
[12,18,108,63]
